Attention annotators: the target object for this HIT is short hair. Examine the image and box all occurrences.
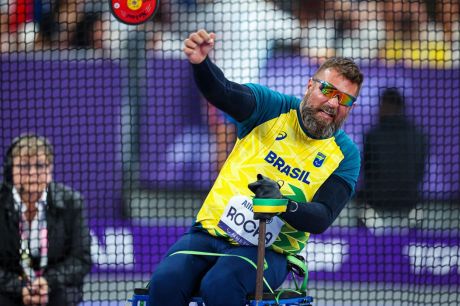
[314,57,364,90]
[10,134,54,165]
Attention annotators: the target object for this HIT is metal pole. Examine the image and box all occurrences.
[255,218,267,302]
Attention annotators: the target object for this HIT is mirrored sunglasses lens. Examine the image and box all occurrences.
[321,86,336,97]
[339,95,354,106]
[318,80,355,106]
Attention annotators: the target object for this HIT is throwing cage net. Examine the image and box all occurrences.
[1,0,459,305]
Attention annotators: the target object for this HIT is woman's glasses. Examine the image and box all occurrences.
[14,163,49,173]
[312,78,357,107]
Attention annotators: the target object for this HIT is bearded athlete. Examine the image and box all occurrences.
[149,29,364,306]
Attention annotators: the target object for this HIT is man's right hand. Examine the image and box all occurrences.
[183,29,216,64]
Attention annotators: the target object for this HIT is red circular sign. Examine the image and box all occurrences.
[110,0,159,25]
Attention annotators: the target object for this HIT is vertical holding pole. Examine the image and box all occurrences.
[255,218,267,302]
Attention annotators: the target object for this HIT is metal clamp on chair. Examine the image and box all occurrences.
[128,288,149,306]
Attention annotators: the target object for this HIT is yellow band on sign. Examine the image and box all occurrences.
[252,198,288,214]
[127,0,142,10]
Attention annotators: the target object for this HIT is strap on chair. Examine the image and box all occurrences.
[286,254,308,292]
[170,250,273,293]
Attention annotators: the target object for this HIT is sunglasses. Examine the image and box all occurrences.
[312,78,357,107]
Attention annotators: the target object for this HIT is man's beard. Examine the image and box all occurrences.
[300,94,348,138]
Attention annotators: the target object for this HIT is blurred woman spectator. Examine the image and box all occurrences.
[0,134,92,306]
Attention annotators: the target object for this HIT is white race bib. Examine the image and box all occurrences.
[217,195,284,246]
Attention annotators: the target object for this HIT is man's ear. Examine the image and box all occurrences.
[305,78,314,95]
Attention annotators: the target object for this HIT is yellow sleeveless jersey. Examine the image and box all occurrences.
[195,83,360,255]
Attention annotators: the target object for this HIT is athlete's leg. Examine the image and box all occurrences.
[149,230,218,306]
[198,246,288,306]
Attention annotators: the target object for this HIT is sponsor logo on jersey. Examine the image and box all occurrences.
[276,131,288,141]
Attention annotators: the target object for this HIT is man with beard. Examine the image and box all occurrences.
[149,29,364,306]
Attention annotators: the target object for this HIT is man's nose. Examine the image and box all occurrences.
[327,95,340,108]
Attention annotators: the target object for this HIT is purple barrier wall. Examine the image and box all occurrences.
[91,222,460,286]
[0,56,125,221]
[138,58,217,191]
[260,55,460,201]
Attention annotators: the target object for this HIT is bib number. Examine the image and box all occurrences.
[217,195,284,246]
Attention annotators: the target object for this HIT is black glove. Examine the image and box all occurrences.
[248,174,283,199]
[248,174,285,220]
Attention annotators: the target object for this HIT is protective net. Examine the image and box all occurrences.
[1,0,459,305]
